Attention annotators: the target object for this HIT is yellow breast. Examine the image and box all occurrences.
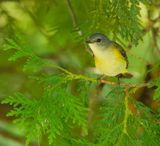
[91,45,127,76]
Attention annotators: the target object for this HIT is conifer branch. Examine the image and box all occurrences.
[31,58,151,89]
[49,63,151,89]
[2,1,160,145]
[115,87,132,145]
[123,87,130,135]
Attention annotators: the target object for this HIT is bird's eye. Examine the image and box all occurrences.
[97,38,102,42]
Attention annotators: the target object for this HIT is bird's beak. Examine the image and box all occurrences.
[86,39,92,44]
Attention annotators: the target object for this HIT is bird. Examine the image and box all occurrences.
[86,32,132,79]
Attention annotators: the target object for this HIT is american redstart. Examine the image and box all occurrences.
[86,33,132,78]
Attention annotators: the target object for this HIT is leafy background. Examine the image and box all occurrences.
[0,0,160,146]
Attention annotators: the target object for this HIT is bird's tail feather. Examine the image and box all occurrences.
[116,72,133,78]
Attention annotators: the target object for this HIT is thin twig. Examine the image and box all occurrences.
[45,58,152,89]
[123,87,130,134]
[66,0,93,55]
[98,79,150,88]
[48,62,152,89]
[66,0,83,36]
[114,87,131,146]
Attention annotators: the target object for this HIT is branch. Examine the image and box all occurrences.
[115,87,132,145]
[100,79,150,88]
[123,87,130,134]
[66,0,93,55]
[46,60,152,89]
[66,0,83,36]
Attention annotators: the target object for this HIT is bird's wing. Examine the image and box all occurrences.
[112,42,128,68]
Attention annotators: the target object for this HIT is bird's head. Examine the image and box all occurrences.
[86,33,111,50]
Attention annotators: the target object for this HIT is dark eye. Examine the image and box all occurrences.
[97,38,102,42]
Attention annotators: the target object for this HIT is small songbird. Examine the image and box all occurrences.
[86,33,132,78]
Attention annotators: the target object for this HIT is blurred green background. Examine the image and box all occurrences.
[0,0,160,145]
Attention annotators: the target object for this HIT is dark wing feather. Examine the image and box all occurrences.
[112,42,128,68]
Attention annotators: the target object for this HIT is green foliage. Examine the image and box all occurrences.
[1,0,160,146]
[2,93,40,145]
[2,38,158,145]
[3,37,42,69]
[93,87,160,146]
[2,74,88,145]
[88,0,150,45]
[152,77,160,100]
[93,87,126,146]
[1,37,90,145]
[133,102,160,145]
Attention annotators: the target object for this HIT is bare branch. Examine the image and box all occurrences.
[66,0,83,36]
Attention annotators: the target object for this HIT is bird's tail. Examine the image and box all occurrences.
[117,72,133,78]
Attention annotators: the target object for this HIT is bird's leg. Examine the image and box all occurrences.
[116,74,122,85]
[96,75,106,89]
[117,77,120,85]
[97,74,106,82]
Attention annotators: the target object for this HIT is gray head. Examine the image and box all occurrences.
[86,33,110,46]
